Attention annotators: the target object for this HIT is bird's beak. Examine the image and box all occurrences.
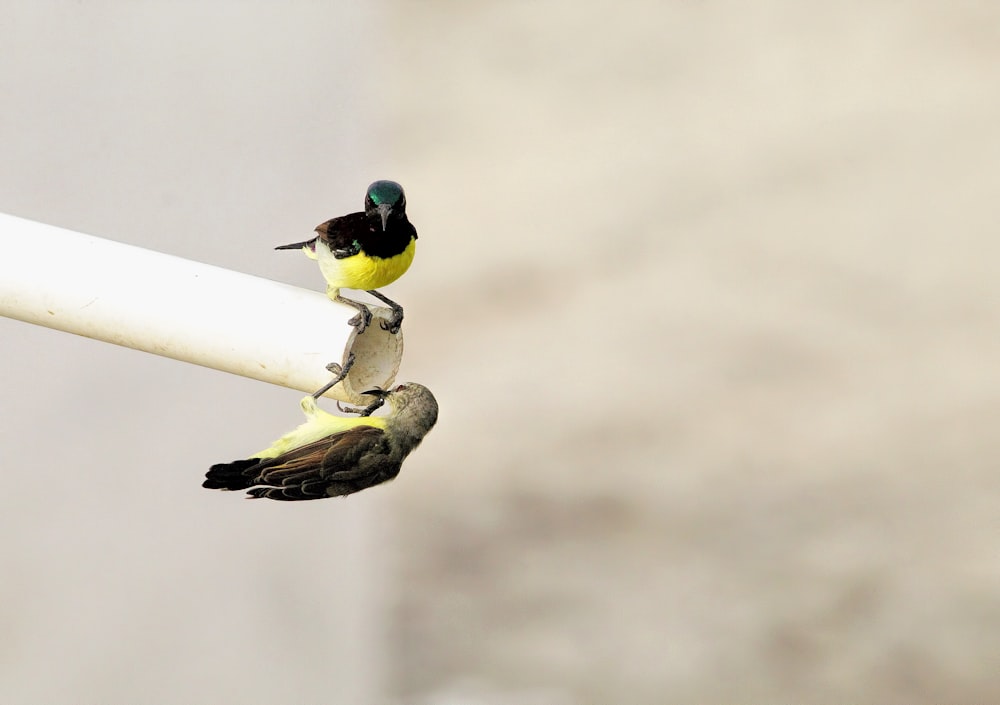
[362,388,389,398]
[377,203,392,231]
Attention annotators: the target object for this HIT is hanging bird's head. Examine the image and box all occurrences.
[362,383,438,438]
[364,180,407,231]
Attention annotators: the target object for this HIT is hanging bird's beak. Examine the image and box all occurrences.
[377,203,392,231]
[362,388,389,398]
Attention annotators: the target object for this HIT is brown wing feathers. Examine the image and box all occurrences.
[234,426,392,500]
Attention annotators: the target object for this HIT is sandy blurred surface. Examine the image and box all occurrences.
[380,2,1000,702]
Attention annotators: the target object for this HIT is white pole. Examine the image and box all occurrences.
[0,212,402,403]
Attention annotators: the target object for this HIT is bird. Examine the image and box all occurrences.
[276,180,417,335]
[203,383,438,501]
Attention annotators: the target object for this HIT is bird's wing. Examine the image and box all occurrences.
[315,212,368,258]
[249,425,393,500]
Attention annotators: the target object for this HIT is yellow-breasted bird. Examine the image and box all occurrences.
[276,180,417,334]
[202,383,438,501]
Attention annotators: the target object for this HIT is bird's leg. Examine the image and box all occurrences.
[311,353,355,399]
[366,289,404,334]
[359,396,386,416]
[333,292,373,334]
[337,397,386,417]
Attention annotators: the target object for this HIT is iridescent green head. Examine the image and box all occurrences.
[365,180,407,231]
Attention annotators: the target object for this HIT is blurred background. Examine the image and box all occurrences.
[2,2,998,703]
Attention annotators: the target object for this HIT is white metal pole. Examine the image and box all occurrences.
[0,212,402,403]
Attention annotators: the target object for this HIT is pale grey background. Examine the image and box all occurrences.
[3,2,999,704]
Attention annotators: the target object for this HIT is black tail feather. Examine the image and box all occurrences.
[203,458,262,491]
[274,238,315,251]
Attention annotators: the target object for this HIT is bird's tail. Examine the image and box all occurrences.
[274,238,316,251]
[203,458,261,491]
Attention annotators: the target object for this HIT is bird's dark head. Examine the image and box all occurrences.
[392,382,437,419]
[365,382,436,418]
[364,180,407,231]
[364,383,438,444]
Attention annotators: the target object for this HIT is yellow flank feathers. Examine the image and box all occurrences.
[250,396,387,460]
[315,238,416,292]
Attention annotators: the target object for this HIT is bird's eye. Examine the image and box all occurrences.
[395,384,407,392]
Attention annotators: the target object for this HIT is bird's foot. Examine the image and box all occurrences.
[337,397,385,417]
[336,401,365,415]
[311,352,356,399]
[348,305,373,334]
[365,290,403,335]
[379,307,404,335]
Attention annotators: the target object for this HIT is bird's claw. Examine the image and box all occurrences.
[336,401,365,415]
[311,353,356,399]
[348,306,373,334]
[379,309,403,335]
[338,397,385,417]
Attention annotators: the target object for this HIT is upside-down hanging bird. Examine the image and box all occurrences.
[203,383,438,501]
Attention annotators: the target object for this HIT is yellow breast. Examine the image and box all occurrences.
[316,239,416,291]
[252,397,388,459]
